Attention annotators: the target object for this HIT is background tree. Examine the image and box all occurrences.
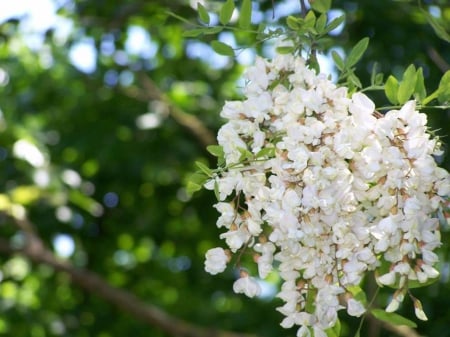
[0,1,448,337]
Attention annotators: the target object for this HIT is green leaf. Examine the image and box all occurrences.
[276,46,296,54]
[187,172,208,195]
[310,0,332,14]
[348,72,362,88]
[186,181,202,194]
[437,70,450,104]
[238,147,253,162]
[304,10,317,29]
[207,145,225,166]
[219,0,235,25]
[397,64,417,104]
[305,288,316,313]
[286,16,302,30]
[195,161,213,177]
[414,67,426,102]
[346,37,369,68]
[331,50,345,71]
[255,147,275,159]
[370,309,417,328]
[325,318,341,337]
[203,26,224,35]
[211,40,234,56]
[182,28,208,37]
[370,62,378,86]
[347,285,368,305]
[374,73,384,86]
[197,3,210,24]
[214,180,220,200]
[421,9,450,43]
[315,13,327,33]
[324,14,345,34]
[238,0,252,29]
[188,172,208,186]
[207,145,224,157]
[385,75,399,105]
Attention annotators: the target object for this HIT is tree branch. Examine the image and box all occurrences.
[124,73,216,148]
[427,46,450,73]
[0,216,255,337]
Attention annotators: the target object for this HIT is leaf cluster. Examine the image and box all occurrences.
[385,66,450,107]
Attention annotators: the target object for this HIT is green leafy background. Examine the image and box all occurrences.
[0,1,449,336]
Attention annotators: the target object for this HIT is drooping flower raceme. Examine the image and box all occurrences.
[204,52,450,336]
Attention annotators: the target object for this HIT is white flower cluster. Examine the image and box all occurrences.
[204,53,450,336]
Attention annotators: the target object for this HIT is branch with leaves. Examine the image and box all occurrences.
[0,210,256,337]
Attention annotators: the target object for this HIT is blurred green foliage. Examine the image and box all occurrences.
[0,1,448,336]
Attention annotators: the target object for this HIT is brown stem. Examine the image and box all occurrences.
[427,46,450,73]
[299,0,308,17]
[124,73,216,148]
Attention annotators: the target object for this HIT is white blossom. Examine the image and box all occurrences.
[347,298,366,317]
[203,49,449,333]
[204,248,228,275]
[233,275,261,298]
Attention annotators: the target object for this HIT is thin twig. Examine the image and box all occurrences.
[299,0,308,17]
[427,46,450,73]
[123,73,216,148]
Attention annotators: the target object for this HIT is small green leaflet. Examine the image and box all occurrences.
[346,37,369,68]
[219,0,235,25]
[195,161,213,177]
[207,145,224,157]
[182,28,207,38]
[346,285,368,305]
[286,16,302,30]
[214,180,220,200]
[186,172,208,195]
[331,50,345,71]
[238,0,252,29]
[211,40,234,56]
[414,67,426,102]
[186,181,202,194]
[370,309,417,328]
[385,75,399,105]
[276,45,296,54]
[238,147,253,162]
[197,3,210,24]
[348,72,362,89]
[207,145,225,166]
[437,70,450,104]
[182,27,224,37]
[397,64,417,104]
[325,318,341,337]
[315,13,327,33]
[203,27,224,35]
[310,0,332,14]
[324,15,345,34]
[304,10,317,30]
[255,147,275,159]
